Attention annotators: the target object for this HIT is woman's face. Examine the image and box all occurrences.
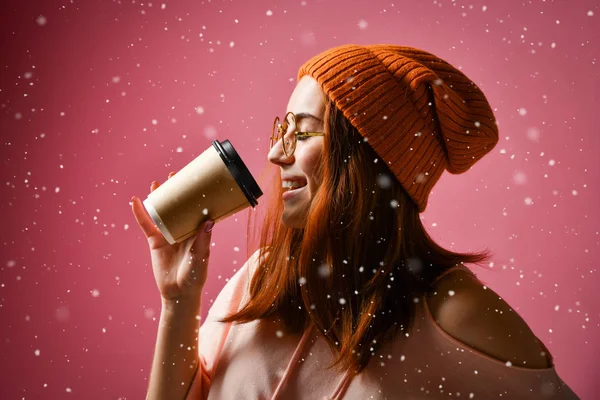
[268,76,326,229]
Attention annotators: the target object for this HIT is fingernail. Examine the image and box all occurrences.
[205,220,215,233]
[131,196,136,202]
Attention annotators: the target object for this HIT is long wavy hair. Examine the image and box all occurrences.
[219,97,493,376]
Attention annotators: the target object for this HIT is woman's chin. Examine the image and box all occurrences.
[281,211,305,229]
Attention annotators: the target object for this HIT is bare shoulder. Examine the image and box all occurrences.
[425,268,553,369]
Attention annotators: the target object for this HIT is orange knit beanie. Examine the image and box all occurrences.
[297,44,499,212]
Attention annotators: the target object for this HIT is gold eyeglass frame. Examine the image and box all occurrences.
[270,111,325,158]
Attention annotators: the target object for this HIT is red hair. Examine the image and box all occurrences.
[219,98,493,375]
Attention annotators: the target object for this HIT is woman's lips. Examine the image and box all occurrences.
[282,185,306,200]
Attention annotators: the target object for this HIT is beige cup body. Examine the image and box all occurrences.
[143,146,250,244]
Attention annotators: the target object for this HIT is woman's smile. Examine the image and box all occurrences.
[282,184,307,201]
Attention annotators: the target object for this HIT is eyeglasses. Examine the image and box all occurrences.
[270,112,325,158]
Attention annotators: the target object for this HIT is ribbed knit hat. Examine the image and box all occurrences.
[297,44,499,212]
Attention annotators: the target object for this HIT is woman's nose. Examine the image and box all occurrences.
[268,139,294,165]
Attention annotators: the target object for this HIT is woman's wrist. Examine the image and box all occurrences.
[161,292,202,315]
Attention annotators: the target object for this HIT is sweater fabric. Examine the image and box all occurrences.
[184,252,578,399]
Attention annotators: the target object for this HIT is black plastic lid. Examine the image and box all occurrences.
[212,139,263,207]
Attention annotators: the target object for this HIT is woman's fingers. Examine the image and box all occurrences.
[131,173,176,244]
[131,197,167,246]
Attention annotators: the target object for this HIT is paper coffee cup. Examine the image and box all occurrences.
[143,139,262,244]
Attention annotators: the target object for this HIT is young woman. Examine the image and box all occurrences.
[132,44,579,399]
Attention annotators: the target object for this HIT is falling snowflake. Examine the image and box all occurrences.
[204,125,217,139]
[513,171,527,185]
[358,19,368,29]
[526,127,540,141]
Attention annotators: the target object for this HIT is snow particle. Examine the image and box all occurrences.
[358,19,368,29]
[513,171,527,185]
[587,10,594,17]
[524,197,533,206]
[518,108,527,116]
[37,15,47,26]
[448,290,455,296]
[376,174,392,189]
[195,106,205,115]
[526,127,540,141]
[317,264,331,278]
[202,208,209,215]
[266,10,273,16]
[204,125,217,140]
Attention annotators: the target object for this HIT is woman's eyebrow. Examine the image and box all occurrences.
[294,112,322,123]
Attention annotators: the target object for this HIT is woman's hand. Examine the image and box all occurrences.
[130,171,214,302]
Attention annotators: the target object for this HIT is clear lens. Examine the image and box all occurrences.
[282,112,296,157]
[271,113,297,157]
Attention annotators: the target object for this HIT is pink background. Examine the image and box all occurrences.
[1,0,598,398]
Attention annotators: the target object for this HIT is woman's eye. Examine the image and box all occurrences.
[297,135,309,142]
